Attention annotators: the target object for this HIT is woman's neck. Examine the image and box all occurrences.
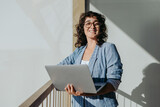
[87,40,97,50]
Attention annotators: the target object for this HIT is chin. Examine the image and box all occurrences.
[88,35,97,40]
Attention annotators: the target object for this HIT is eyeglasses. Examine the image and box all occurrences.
[84,21,101,28]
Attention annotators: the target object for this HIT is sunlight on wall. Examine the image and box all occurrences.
[0,0,72,107]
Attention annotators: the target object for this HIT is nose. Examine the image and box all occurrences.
[90,23,95,28]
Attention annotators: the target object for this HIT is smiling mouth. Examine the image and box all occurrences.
[89,30,96,33]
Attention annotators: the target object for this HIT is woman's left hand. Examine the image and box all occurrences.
[65,84,84,96]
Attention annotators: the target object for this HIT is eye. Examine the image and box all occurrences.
[94,23,99,26]
[85,22,91,26]
[94,23,100,27]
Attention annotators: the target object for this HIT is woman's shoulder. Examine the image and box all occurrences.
[101,42,116,48]
[101,42,120,56]
[73,45,86,53]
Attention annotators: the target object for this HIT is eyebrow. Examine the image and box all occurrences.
[85,20,99,23]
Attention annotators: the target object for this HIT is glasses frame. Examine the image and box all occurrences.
[84,21,101,28]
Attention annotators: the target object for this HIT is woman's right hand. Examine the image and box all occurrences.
[65,84,83,96]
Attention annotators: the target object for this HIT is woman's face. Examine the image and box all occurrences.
[83,16,100,40]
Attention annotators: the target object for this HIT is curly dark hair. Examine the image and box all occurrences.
[74,11,108,48]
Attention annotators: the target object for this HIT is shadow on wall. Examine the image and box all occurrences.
[131,63,160,107]
[90,0,160,61]
[117,63,160,107]
[90,1,160,107]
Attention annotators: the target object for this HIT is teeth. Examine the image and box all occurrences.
[89,30,95,32]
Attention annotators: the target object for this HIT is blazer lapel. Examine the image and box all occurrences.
[74,45,99,76]
[88,45,99,76]
[75,46,87,64]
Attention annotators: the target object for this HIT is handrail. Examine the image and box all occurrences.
[19,79,144,107]
[19,80,54,107]
[116,89,145,107]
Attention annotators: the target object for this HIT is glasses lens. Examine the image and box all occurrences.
[84,22,100,28]
[85,22,91,27]
[94,22,100,27]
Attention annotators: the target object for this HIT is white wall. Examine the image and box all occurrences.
[0,0,72,107]
[90,0,160,107]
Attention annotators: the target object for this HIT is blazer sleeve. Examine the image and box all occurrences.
[105,44,123,80]
[58,48,79,65]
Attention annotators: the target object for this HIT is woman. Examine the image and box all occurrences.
[59,11,123,107]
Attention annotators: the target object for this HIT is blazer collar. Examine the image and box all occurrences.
[75,44,99,75]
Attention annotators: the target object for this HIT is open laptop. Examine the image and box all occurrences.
[45,65,106,93]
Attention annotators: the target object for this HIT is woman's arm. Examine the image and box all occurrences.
[58,48,79,65]
[81,82,115,96]
[65,79,120,96]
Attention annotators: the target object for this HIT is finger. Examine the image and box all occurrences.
[76,91,80,95]
[76,91,84,96]
[67,84,71,93]
[65,86,70,94]
[71,85,80,96]
[70,84,75,93]
[65,87,68,92]
[69,84,77,96]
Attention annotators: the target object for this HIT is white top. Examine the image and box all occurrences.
[81,60,89,65]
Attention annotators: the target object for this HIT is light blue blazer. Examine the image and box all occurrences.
[59,42,123,107]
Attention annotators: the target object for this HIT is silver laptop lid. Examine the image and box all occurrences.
[45,65,97,93]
